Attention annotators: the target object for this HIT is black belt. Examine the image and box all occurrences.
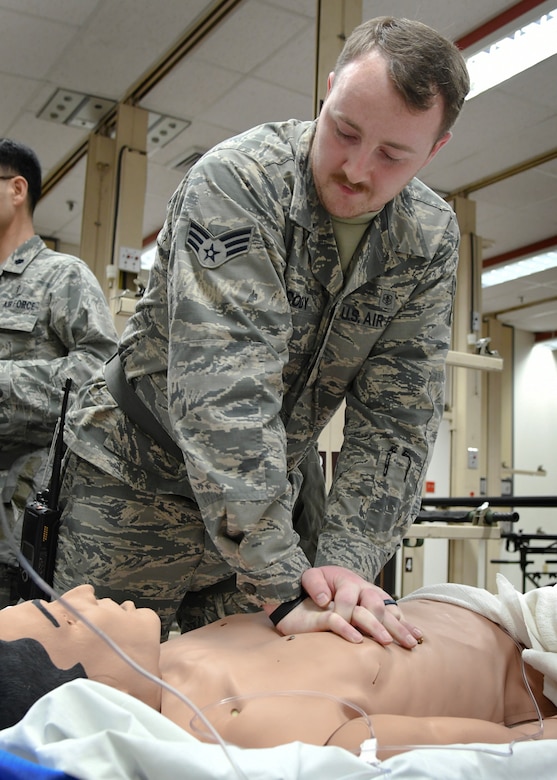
[104,353,184,462]
[181,575,237,603]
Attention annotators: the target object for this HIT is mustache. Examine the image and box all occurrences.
[331,174,368,194]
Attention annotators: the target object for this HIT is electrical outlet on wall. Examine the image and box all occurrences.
[467,447,479,469]
[118,247,141,273]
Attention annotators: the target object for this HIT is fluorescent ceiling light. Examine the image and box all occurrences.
[147,113,190,150]
[466,9,557,100]
[537,337,557,350]
[37,88,116,129]
[482,249,557,288]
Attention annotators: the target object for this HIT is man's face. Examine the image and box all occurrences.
[0,171,17,237]
[310,51,451,218]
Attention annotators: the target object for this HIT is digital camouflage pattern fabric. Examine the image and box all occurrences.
[56,119,459,619]
[0,235,118,580]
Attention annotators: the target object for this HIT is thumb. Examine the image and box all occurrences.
[302,568,332,608]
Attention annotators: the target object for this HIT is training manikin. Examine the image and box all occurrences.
[1,583,556,755]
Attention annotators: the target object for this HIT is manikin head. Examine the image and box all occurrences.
[0,585,163,728]
[311,17,470,218]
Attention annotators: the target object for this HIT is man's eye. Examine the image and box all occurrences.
[380,149,402,163]
[335,126,356,142]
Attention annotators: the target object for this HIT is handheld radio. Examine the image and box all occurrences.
[17,378,72,601]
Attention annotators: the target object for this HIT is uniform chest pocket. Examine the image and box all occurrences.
[0,312,38,334]
[0,312,41,361]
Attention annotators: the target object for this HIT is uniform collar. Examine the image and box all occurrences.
[1,235,46,275]
[382,179,447,262]
[289,120,322,232]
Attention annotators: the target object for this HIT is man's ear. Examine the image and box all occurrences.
[11,175,29,207]
[317,72,335,115]
[425,131,452,166]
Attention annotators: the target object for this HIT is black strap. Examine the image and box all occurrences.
[104,353,184,462]
[268,589,308,626]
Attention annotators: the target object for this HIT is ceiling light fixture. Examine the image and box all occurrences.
[37,88,116,130]
[465,8,557,100]
[537,337,557,350]
[482,248,557,288]
[147,113,190,149]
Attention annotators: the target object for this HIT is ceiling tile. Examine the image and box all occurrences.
[140,58,242,118]
[198,76,313,133]
[0,0,99,25]
[0,8,80,78]
[0,74,42,133]
[193,0,310,74]
[253,22,315,96]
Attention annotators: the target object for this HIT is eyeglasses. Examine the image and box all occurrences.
[0,175,17,180]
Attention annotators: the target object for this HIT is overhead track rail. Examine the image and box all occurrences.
[40,0,243,200]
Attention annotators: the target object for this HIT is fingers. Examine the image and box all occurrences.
[357,585,394,614]
[272,595,422,648]
[378,599,424,647]
[326,578,360,622]
[301,567,333,608]
[273,598,364,643]
[323,610,364,643]
[381,608,420,649]
[304,566,378,621]
[350,602,423,649]
[398,615,424,646]
[290,567,424,648]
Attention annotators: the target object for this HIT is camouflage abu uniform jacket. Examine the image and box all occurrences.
[0,235,118,521]
[65,119,459,605]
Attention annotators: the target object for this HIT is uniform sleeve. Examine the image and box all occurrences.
[315,215,459,580]
[0,261,118,447]
[163,150,310,604]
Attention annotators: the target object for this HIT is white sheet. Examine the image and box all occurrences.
[401,573,557,705]
[1,679,556,780]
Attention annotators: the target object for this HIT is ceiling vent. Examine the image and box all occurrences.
[172,147,206,173]
[37,88,116,130]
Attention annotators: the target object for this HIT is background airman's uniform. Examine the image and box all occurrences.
[0,235,118,605]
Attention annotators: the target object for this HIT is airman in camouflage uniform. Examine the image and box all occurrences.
[54,18,470,640]
[0,139,118,606]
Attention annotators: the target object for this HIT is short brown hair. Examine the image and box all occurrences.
[335,17,470,138]
[0,138,42,214]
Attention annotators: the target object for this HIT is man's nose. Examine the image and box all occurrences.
[342,148,373,185]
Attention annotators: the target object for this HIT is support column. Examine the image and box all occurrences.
[482,317,514,497]
[447,196,486,585]
[314,0,362,115]
[482,316,514,590]
[449,196,483,497]
[79,103,148,321]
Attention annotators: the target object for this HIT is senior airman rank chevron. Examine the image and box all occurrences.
[186,220,253,268]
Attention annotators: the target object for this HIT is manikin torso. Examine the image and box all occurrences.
[159,600,557,751]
